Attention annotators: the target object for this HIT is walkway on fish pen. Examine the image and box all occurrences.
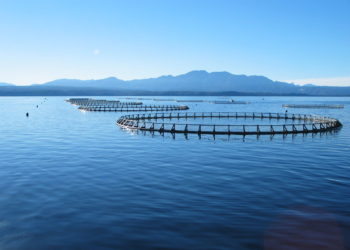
[78,101,143,107]
[78,103,144,108]
[66,98,142,106]
[117,112,342,135]
[79,104,188,109]
[79,105,189,112]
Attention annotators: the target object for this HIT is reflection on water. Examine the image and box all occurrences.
[125,127,342,142]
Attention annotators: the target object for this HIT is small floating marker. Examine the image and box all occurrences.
[26,112,29,117]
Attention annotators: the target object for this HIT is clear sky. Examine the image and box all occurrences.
[0,0,349,86]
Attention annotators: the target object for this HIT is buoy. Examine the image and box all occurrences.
[26,112,29,117]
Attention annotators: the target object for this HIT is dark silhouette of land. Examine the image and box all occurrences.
[1,70,350,96]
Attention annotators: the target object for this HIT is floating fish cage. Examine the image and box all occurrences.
[66,98,142,106]
[66,98,90,102]
[66,98,189,112]
[76,102,144,108]
[117,112,342,135]
[282,104,344,109]
[79,105,189,112]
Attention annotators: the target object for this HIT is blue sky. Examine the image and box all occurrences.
[0,0,349,86]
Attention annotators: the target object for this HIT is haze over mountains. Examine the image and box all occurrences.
[1,70,350,96]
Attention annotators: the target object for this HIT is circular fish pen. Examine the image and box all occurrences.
[78,101,143,107]
[117,112,342,135]
[78,103,143,108]
[66,98,189,112]
[79,105,189,112]
[66,98,142,106]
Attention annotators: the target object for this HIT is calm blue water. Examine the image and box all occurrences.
[0,96,349,249]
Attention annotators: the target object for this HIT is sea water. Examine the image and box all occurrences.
[0,96,349,249]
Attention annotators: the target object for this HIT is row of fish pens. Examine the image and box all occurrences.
[66,98,189,112]
[79,105,189,112]
[66,98,142,106]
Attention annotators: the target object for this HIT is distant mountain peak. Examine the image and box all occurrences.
[185,70,209,75]
[1,70,350,96]
[101,76,121,81]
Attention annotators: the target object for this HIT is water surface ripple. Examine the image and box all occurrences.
[0,96,349,249]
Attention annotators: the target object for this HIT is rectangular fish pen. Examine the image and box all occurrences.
[282,104,344,109]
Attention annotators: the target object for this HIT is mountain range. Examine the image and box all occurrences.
[1,70,350,96]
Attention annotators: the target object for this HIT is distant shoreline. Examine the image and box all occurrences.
[1,86,350,97]
[1,93,349,97]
